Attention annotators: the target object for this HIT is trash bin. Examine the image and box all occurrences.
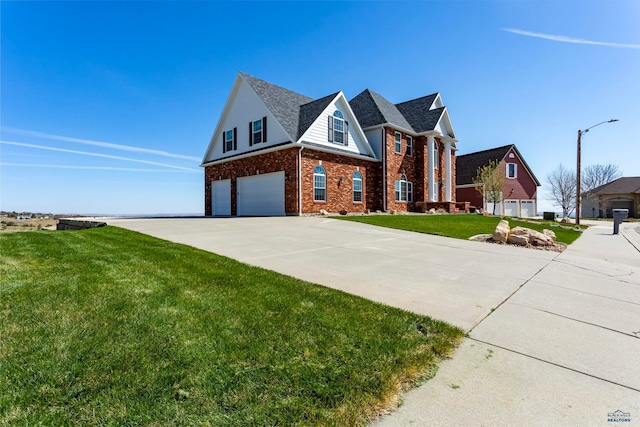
[612,209,628,235]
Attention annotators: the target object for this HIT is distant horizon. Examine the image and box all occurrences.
[2,1,638,213]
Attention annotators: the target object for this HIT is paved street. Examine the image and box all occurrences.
[104,216,640,426]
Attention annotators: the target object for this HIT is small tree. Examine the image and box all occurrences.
[473,159,505,215]
[547,164,576,218]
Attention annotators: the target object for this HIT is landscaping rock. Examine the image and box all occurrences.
[529,230,554,246]
[542,229,556,242]
[493,220,510,243]
[319,209,329,216]
[507,234,529,246]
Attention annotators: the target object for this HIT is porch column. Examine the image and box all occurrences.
[444,141,452,202]
[427,136,435,202]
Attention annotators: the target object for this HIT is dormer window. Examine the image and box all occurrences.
[250,117,267,146]
[223,128,236,153]
[328,110,348,145]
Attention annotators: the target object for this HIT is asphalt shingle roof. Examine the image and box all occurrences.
[240,72,313,141]
[395,95,442,133]
[455,145,513,186]
[349,89,414,131]
[589,177,640,195]
[455,144,541,186]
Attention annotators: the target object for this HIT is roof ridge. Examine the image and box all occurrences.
[456,144,514,158]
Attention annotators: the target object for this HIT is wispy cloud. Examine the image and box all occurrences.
[0,141,200,172]
[0,163,197,173]
[502,28,640,50]
[1,127,202,162]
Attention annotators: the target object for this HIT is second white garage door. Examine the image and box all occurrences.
[237,171,285,216]
[504,200,518,216]
[520,200,535,217]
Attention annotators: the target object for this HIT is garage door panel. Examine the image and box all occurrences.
[237,172,285,216]
[520,200,534,218]
[211,179,231,216]
[504,200,518,216]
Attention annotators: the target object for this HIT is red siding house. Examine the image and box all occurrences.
[456,145,540,217]
[201,73,460,216]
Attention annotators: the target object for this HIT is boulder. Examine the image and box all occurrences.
[507,234,529,246]
[319,209,329,216]
[509,226,530,237]
[528,229,554,246]
[542,229,556,242]
[492,220,510,243]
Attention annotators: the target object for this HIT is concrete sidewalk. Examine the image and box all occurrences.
[373,221,640,426]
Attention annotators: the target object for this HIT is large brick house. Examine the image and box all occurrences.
[455,145,540,217]
[201,72,459,216]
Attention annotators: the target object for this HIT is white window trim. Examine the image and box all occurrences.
[224,129,234,152]
[252,119,263,144]
[406,135,413,157]
[394,132,402,154]
[353,171,363,203]
[313,166,326,202]
[433,142,439,170]
[507,162,517,179]
[394,175,412,202]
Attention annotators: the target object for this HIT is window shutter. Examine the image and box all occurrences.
[344,121,349,145]
[222,131,226,153]
[262,117,267,142]
[328,116,333,142]
[249,122,253,146]
[233,127,237,151]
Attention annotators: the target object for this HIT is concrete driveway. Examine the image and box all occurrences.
[104,216,640,425]
[105,216,555,331]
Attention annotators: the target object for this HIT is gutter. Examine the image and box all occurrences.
[200,141,297,167]
[298,146,305,216]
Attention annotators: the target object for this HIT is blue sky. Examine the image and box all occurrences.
[2,1,638,214]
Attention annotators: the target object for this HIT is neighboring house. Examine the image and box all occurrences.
[201,72,461,216]
[455,145,540,217]
[582,177,640,218]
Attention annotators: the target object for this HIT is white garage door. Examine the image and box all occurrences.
[520,200,535,218]
[504,200,518,217]
[237,171,285,216]
[211,179,231,216]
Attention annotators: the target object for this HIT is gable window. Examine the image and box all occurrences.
[394,132,402,153]
[353,171,363,202]
[250,117,267,146]
[328,110,348,145]
[314,165,326,202]
[406,136,413,156]
[394,174,413,202]
[223,128,237,153]
[507,163,517,178]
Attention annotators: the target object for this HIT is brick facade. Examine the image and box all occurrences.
[204,148,299,216]
[383,128,456,212]
[204,131,456,216]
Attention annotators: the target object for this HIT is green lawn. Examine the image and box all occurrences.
[337,214,583,245]
[0,227,464,426]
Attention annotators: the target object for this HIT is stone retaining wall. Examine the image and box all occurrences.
[57,219,107,230]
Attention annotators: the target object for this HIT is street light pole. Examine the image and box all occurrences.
[575,119,619,225]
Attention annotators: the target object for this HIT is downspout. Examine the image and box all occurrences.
[298,145,305,216]
[382,127,387,211]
